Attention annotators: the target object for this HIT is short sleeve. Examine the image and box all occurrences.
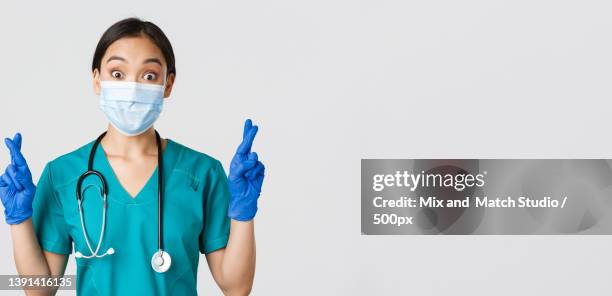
[199,160,231,254]
[31,162,72,255]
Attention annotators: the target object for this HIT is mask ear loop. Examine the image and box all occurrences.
[161,70,170,94]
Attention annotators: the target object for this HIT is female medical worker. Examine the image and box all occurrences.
[0,18,264,295]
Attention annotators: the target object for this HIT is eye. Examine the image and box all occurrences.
[111,70,123,79]
[143,72,157,81]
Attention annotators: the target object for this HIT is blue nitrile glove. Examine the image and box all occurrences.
[227,119,266,221]
[0,133,36,225]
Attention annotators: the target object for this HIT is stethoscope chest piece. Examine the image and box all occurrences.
[151,250,172,273]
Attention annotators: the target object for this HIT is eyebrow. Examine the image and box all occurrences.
[105,56,162,66]
[143,58,162,66]
[106,56,126,63]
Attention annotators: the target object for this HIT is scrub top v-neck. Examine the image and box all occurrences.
[31,137,231,296]
[96,139,162,204]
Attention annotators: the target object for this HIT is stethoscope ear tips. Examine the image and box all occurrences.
[107,248,115,255]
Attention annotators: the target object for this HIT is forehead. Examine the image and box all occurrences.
[102,35,166,65]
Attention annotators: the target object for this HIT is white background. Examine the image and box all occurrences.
[1,0,611,295]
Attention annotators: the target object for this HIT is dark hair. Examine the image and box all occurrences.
[91,18,176,76]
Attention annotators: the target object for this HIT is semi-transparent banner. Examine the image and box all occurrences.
[361,159,612,235]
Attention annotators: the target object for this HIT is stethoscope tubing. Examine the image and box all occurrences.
[75,130,166,265]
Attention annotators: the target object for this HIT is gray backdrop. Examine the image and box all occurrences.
[1,0,611,295]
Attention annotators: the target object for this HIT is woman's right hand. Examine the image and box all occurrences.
[0,133,36,225]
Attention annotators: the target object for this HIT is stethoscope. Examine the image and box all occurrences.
[74,130,172,273]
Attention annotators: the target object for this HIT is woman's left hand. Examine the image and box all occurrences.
[227,119,265,221]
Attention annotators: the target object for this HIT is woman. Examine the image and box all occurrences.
[0,18,264,295]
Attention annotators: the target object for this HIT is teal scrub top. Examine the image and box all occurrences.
[31,138,231,295]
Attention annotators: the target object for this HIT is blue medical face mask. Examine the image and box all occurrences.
[99,80,166,136]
